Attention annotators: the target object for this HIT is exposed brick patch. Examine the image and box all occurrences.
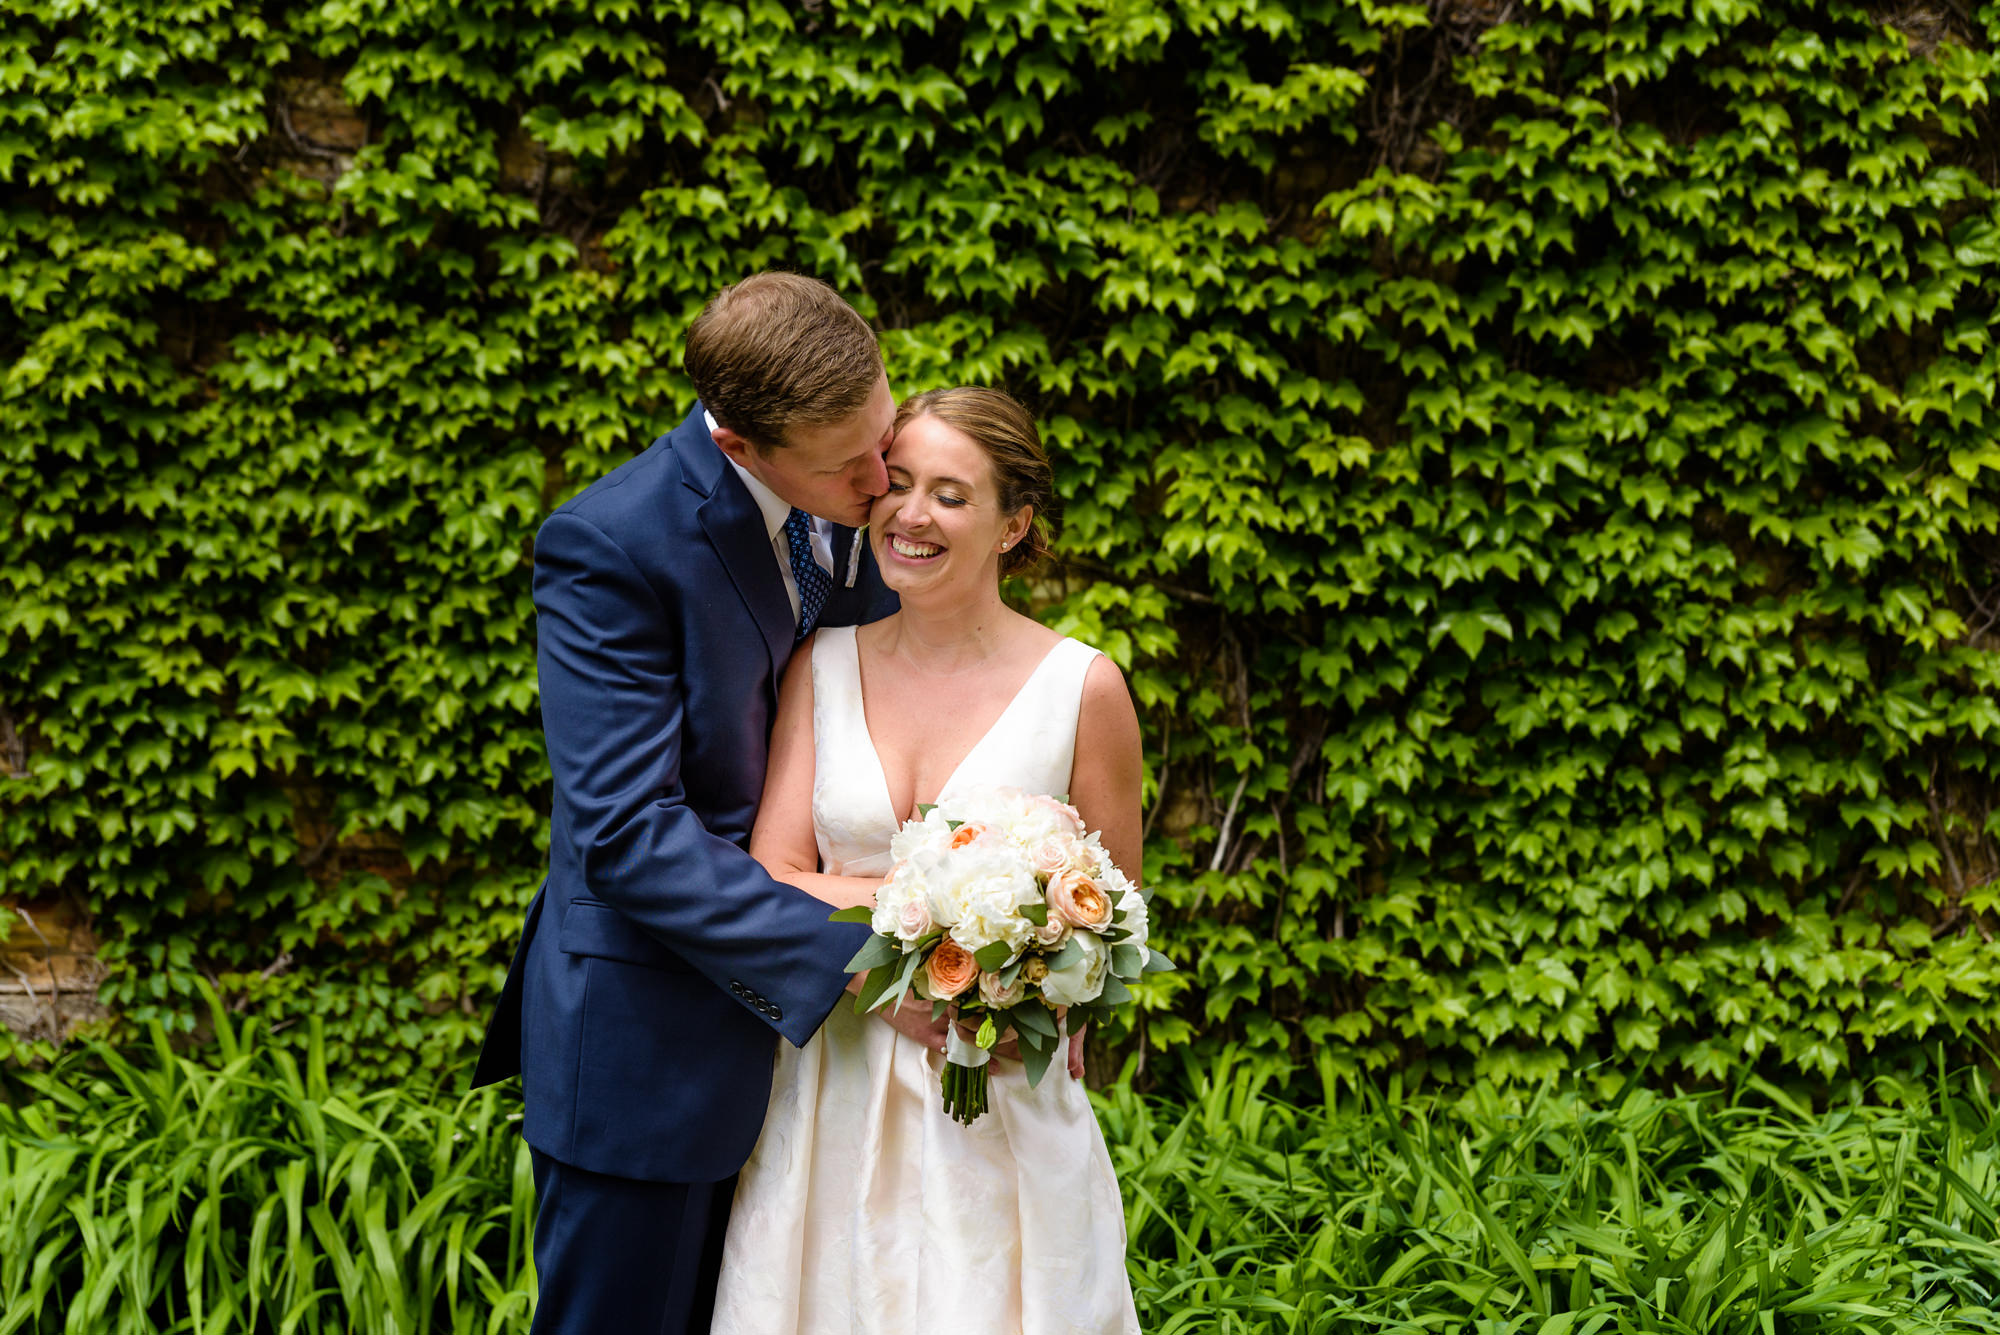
[1,900,106,1042]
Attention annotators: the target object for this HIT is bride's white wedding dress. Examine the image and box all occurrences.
[711,625,1142,1335]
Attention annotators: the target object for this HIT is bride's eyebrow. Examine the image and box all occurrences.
[885,464,975,489]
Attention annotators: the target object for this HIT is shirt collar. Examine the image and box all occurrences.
[707,409,791,544]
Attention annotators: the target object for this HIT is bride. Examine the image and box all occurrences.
[710,387,1146,1334]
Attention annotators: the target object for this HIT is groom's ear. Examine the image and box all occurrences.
[710,425,755,466]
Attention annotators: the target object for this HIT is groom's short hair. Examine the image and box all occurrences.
[685,273,882,452]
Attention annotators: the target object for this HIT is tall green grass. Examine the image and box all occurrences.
[1102,1056,2000,1333]
[0,988,534,1334]
[3,994,1997,1332]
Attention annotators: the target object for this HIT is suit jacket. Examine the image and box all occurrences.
[472,405,899,1183]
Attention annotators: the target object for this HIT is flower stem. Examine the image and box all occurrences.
[941,1058,989,1126]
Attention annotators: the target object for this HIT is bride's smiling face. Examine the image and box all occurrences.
[871,413,1030,593]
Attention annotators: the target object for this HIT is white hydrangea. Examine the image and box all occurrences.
[870,874,906,939]
[943,861,1041,955]
[907,842,1037,954]
[888,806,954,866]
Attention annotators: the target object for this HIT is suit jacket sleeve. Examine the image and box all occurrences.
[533,510,866,1047]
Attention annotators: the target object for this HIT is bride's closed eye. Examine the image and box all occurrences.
[884,480,970,506]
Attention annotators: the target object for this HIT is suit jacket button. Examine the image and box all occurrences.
[729,981,745,996]
[770,1006,783,1021]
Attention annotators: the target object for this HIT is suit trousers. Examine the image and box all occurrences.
[530,1148,736,1335]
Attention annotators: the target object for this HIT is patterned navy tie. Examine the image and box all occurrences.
[784,507,831,639]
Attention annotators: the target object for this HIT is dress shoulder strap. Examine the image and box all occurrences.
[1035,637,1102,716]
[1008,637,1102,797]
[809,624,859,685]
[808,625,863,750]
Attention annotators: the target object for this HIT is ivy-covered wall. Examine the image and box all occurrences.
[4,0,1998,1088]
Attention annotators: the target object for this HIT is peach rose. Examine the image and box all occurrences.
[1046,869,1113,931]
[948,823,988,850]
[925,937,979,999]
[1032,914,1072,948]
[898,896,933,940]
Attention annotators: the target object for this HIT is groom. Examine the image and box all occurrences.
[474,273,924,1333]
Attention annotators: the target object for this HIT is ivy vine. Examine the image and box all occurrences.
[3,0,1998,1087]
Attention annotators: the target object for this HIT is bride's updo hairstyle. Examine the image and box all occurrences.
[892,387,1058,577]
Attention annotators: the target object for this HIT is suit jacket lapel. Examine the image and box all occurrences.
[676,408,794,683]
[822,523,899,625]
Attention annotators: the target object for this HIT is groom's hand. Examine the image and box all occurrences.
[880,994,954,1051]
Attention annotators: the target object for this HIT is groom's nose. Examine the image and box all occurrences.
[859,448,889,498]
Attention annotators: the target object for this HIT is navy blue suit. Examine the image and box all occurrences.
[474,406,896,1331]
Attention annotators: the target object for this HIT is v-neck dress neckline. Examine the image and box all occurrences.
[802,624,1101,880]
[850,628,1072,827]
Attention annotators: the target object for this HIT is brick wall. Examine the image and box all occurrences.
[1,900,106,1042]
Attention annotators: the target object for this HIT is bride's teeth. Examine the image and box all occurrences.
[891,537,941,558]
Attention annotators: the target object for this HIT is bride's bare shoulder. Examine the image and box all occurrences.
[1078,652,1137,726]
[1015,614,1064,654]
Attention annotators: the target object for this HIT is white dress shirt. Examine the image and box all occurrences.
[707,410,835,627]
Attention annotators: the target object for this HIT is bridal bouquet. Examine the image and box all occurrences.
[831,786,1174,1126]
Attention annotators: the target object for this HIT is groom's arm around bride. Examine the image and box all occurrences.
[472,273,908,1334]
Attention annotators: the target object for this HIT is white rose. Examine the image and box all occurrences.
[1040,932,1108,1007]
[979,970,1027,1008]
[895,893,933,942]
[1032,794,1086,836]
[1028,835,1072,875]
